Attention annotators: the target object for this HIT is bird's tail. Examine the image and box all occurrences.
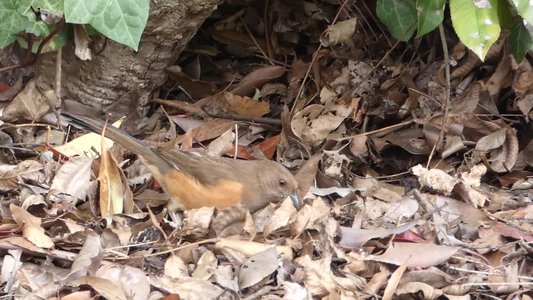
[62,113,174,173]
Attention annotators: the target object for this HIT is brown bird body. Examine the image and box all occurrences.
[63,114,299,212]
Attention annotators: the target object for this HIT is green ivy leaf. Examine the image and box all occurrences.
[31,0,63,13]
[0,0,29,48]
[376,0,417,41]
[510,0,533,34]
[450,0,501,61]
[510,22,533,63]
[64,0,149,51]
[416,0,446,36]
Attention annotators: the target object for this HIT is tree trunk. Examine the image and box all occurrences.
[3,0,222,121]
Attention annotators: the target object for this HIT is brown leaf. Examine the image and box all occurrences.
[205,92,270,117]
[338,221,417,248]
[237,247,278,289]
[366,242,458,268]
[166,66,218,99]
[10,204,54,249]
[1,80,59,122]
[68,231,103,280]
[50,156,93,204]
[231,66,285,96]
[69,276,128,300]
[99,147,124,217]
[0,160,43,192]
[320,18,357,47]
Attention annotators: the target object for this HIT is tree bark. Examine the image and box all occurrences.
[4,0,222,120]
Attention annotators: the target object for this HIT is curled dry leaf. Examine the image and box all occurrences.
[1,80,59,122]
[95,265,150,300]
[50,156,93,205]
[231,65,285,96]
[338,221,417,248]
[237,246,278,289]
[295,254,368,298]
[10,204,54,249]
[212,265,238,292]
[204,92,270,117]
[395,282,443,299]
[475,126,518,172]
[73,24,92,61]
[263,197,297,236]
[320,18,357,47]
[411,165,456,194]
[67,231,103,281]
[183,206,215,237]
[365,242,459,268]
[99,147,125,217]
[192,250,217,280]
[150,276,224,300]
[69,276,127,300]
[164,254,189,279]
[0,160,43,192]
[291,102,354,147]
[214,238,293,261]
[291,197,330,236]
[55,118,123,157]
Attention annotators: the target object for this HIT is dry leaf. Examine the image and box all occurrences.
[237,247,278,289]
[69,276,128,300]
[1,80,59,122]
[0,160,43,192]
[99,147,124,217]
[68,231,103,280]
[95,265,150,300]
[365,243,458,268]
[10,204,54,249]
[263,197,297,236]
[192,250,217,280]
[338,221,417,248]
[412,165,456,194]
[320,18,357,47]
[50,156,93,204]
[231,65,285,96]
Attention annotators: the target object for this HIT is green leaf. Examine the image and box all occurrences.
[17,7,49,37]
[510,0,533,34]
[64,0,149,51]
[376,0,417,41]
[510,22,533,63]
[450,0,501,61]
[416,0,446,36]
[31,0,64,13]
[0,0,30,47]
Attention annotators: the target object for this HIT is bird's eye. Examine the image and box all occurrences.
[278,179,287,186]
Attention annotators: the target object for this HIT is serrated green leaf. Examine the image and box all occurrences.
[416,0,446,36]
[450,0,501,61]
[376,0,417,41]
[64,0,149,51]
[510,22,533,63]
[0,0,30,47]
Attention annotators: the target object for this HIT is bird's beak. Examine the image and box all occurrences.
[290,193,300,209]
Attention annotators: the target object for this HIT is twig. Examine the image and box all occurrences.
[426,24,451,167]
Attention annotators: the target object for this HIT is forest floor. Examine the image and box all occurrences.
[0,1,532,299]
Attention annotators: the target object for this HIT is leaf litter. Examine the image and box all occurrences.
[0,1,532,299]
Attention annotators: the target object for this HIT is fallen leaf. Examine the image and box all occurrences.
[238,247,278,289]
[365,242,458,268]
[10,204,54,249]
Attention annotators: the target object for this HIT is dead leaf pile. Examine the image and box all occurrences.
[0,1,532,299]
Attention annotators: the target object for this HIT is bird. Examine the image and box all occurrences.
[62,113,299,212]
